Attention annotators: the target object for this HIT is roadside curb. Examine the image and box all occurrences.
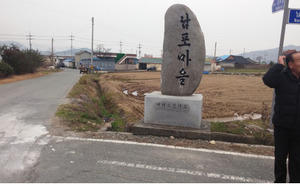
[131,120,273,146]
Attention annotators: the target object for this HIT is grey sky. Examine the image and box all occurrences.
[0,0,299,57]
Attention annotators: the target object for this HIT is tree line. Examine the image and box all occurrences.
[0,44,43,78]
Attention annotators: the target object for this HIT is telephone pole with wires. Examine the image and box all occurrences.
[51,38,54,64]
[138,43,142,59]
[119,40,123,53]
[70,33,75,57]
[26,32,34,50]
[91,17,94,72]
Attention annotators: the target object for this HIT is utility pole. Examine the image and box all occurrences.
[270,0,290,128]
[119,40,123,53]
[213,42,217,60]
[243,48,246,57]
[138,43,142,59]
[91,17,94,71]
[51,38,54,65]
[26,32,33,50]
[70,33,75,57]
[264,52,268,61]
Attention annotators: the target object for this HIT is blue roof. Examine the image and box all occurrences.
[64,58,75,62]
[216,55,230,61]
[80,58,114,62]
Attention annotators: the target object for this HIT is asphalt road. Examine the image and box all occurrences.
[0,68,80,182]
[0,68,275,183]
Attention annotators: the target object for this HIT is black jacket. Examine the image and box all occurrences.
[263,64,300,129]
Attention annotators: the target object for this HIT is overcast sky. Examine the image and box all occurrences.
[0,0,299,57]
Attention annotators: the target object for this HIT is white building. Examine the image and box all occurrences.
[75,51,91,68]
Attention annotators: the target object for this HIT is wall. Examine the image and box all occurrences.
[80,59,115,71]
[220,63,235,68]
[115,64,138,71]
[75,52,91,67]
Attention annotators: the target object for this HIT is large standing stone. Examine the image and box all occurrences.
[161,4,205,96]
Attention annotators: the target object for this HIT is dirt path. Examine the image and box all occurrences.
[0,69,61,85]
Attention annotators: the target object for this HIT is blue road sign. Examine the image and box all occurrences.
[289,9,300,24]
[272,0,285,13]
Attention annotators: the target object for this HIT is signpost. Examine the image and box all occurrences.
[288,9,300,24]
[272,0,285,13]
[270,0,289,128]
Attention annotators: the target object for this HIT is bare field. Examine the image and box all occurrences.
[99,72,273,120]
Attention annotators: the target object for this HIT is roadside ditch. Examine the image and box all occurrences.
[51,73,274,156]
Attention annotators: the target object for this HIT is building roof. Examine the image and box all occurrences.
[221,55,252,64]
[75,50,91,55]
[216,55,230,61]
[63,58,75,62]
[139,57,162,64]
[80,58,115,62]
[282,49,297,55]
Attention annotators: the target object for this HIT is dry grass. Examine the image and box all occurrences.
[0,68,61,85]
[100,72,273,120]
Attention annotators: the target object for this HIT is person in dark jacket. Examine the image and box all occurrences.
[262,51,300,183]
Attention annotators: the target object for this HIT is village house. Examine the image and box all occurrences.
[138,57,162,71]
[75,51,91,68]
[217,55,252,68]
[80,58,115,71]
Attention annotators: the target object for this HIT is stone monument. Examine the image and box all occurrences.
[144,4,205,129]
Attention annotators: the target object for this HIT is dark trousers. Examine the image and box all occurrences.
[274,125,300,183]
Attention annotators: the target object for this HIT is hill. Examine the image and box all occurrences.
[238,45,300,63]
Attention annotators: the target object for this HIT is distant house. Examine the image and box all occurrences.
[80,58,115,71]
[282,49,297,55]
[75,51,91,68]
[115,53,138,71]
[219,55,252,68]
[63,58,75,68]
[204,59,221,72]
[138,57,162,70]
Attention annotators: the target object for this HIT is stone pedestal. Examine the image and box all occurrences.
[144,91,203,129]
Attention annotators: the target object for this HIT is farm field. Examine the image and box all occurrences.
[99,71,274,123]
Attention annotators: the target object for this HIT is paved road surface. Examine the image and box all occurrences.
[31,137,274,183]
[0,68,275,183]
[0,68,80,182]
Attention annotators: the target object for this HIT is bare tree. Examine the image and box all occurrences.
[256,56,263,64]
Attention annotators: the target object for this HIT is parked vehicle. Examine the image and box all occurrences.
[79,65,88,74]
[147,66,156,71]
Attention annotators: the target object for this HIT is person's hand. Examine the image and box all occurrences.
[278,55,286,66]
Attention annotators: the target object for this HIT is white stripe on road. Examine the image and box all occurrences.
[53,136,274,160]
[97,160,271,183]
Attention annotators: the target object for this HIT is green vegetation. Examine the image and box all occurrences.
[0,62,14,78]
[0,44,43,75]
[56,74,126,132]
[211,119,273,145]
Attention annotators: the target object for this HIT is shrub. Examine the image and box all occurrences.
[0,62,14,78]
[0,44,43,75]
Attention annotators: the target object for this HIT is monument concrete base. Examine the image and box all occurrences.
[144,91,203,129]
[132,119,210,140]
